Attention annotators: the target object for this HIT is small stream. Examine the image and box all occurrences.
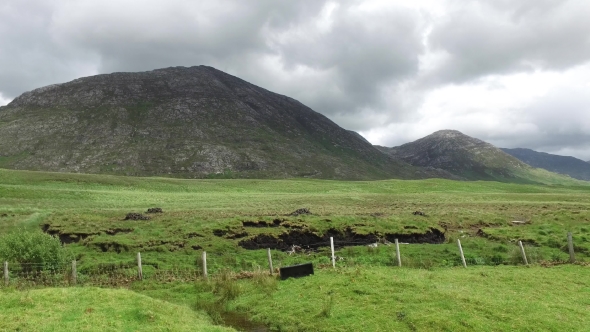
[220,311,270,332]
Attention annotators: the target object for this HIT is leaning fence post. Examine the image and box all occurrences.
[267,248,274,275]
[394,239,402,267]
[518,241,529,265]
[71,260,77,285]
[457,239,467,268]
[202,251,208,279]
[567,232,576,263]
[330,237,336,269]
[3,262,8,286]
[137,252,143,280]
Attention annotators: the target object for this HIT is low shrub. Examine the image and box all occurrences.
[0,229,73,272]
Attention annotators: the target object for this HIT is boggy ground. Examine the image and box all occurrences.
[1,168,589,272]
[1,168,590,330]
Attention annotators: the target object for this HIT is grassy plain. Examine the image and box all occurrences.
[243,264,590,331]
[1,168,590,331]
[1,168,589,271]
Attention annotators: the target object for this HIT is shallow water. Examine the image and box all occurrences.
[220,311,270,332]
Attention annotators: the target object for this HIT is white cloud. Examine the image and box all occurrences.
[363,62,590,160]
[0,93,11,106]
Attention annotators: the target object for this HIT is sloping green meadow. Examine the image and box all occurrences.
[0,287,234,331]
[1,168,590,331]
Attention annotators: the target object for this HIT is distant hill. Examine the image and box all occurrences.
[377,130,583,184]
[0,66,445,180]
[501,148,590,181]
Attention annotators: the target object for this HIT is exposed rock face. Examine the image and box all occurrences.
[502,148,590,181]
[0,66,440,180]
[377,130,536,182]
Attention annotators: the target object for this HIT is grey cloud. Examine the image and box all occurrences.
[0,0,99,98]
[269,3,424,116]
[473,85,590,159]
[427,0,590,84]
[1,0,426,123]
[52,1,325,68]
[2,0,590,161]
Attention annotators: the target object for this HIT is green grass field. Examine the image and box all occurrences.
[0,287,233,331]
[1,168,589,331]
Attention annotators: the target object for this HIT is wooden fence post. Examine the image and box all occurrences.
[137,252,143,280]
[330,237,336,269]
[3,262,7,286]
[202,251,208,279]
[457,239,467,268]
[567,232,576,263]
[518,241,529,265]
[267,248,274,275]
[395,239,402,267]
[71,260,77,285]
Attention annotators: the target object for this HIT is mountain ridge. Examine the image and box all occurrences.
[501,148,590,181]
[0,66,446,180]
[377,130,583,184]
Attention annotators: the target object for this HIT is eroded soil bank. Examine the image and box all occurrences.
[238,227,445,250]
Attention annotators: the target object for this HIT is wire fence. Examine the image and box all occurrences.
[0,233,582,289]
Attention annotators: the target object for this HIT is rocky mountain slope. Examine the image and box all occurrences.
[377,130,582,184]
[501,148,590,181]
[0,66,442,180]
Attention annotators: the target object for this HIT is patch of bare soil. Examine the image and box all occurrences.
[41,224,97,244]
[242,219,284,227]
[238,227,445,250]
[41,224,134,244]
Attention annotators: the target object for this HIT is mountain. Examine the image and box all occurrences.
[0,66,441,180]
[377,130,582,184]
[501,148,590,181]
[347,130,370,144]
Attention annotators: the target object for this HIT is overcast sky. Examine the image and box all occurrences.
[1,0,589,160]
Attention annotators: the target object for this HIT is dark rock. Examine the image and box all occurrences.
[289,208,311,216]
[124,213,150,221]
[146,207,163,213]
